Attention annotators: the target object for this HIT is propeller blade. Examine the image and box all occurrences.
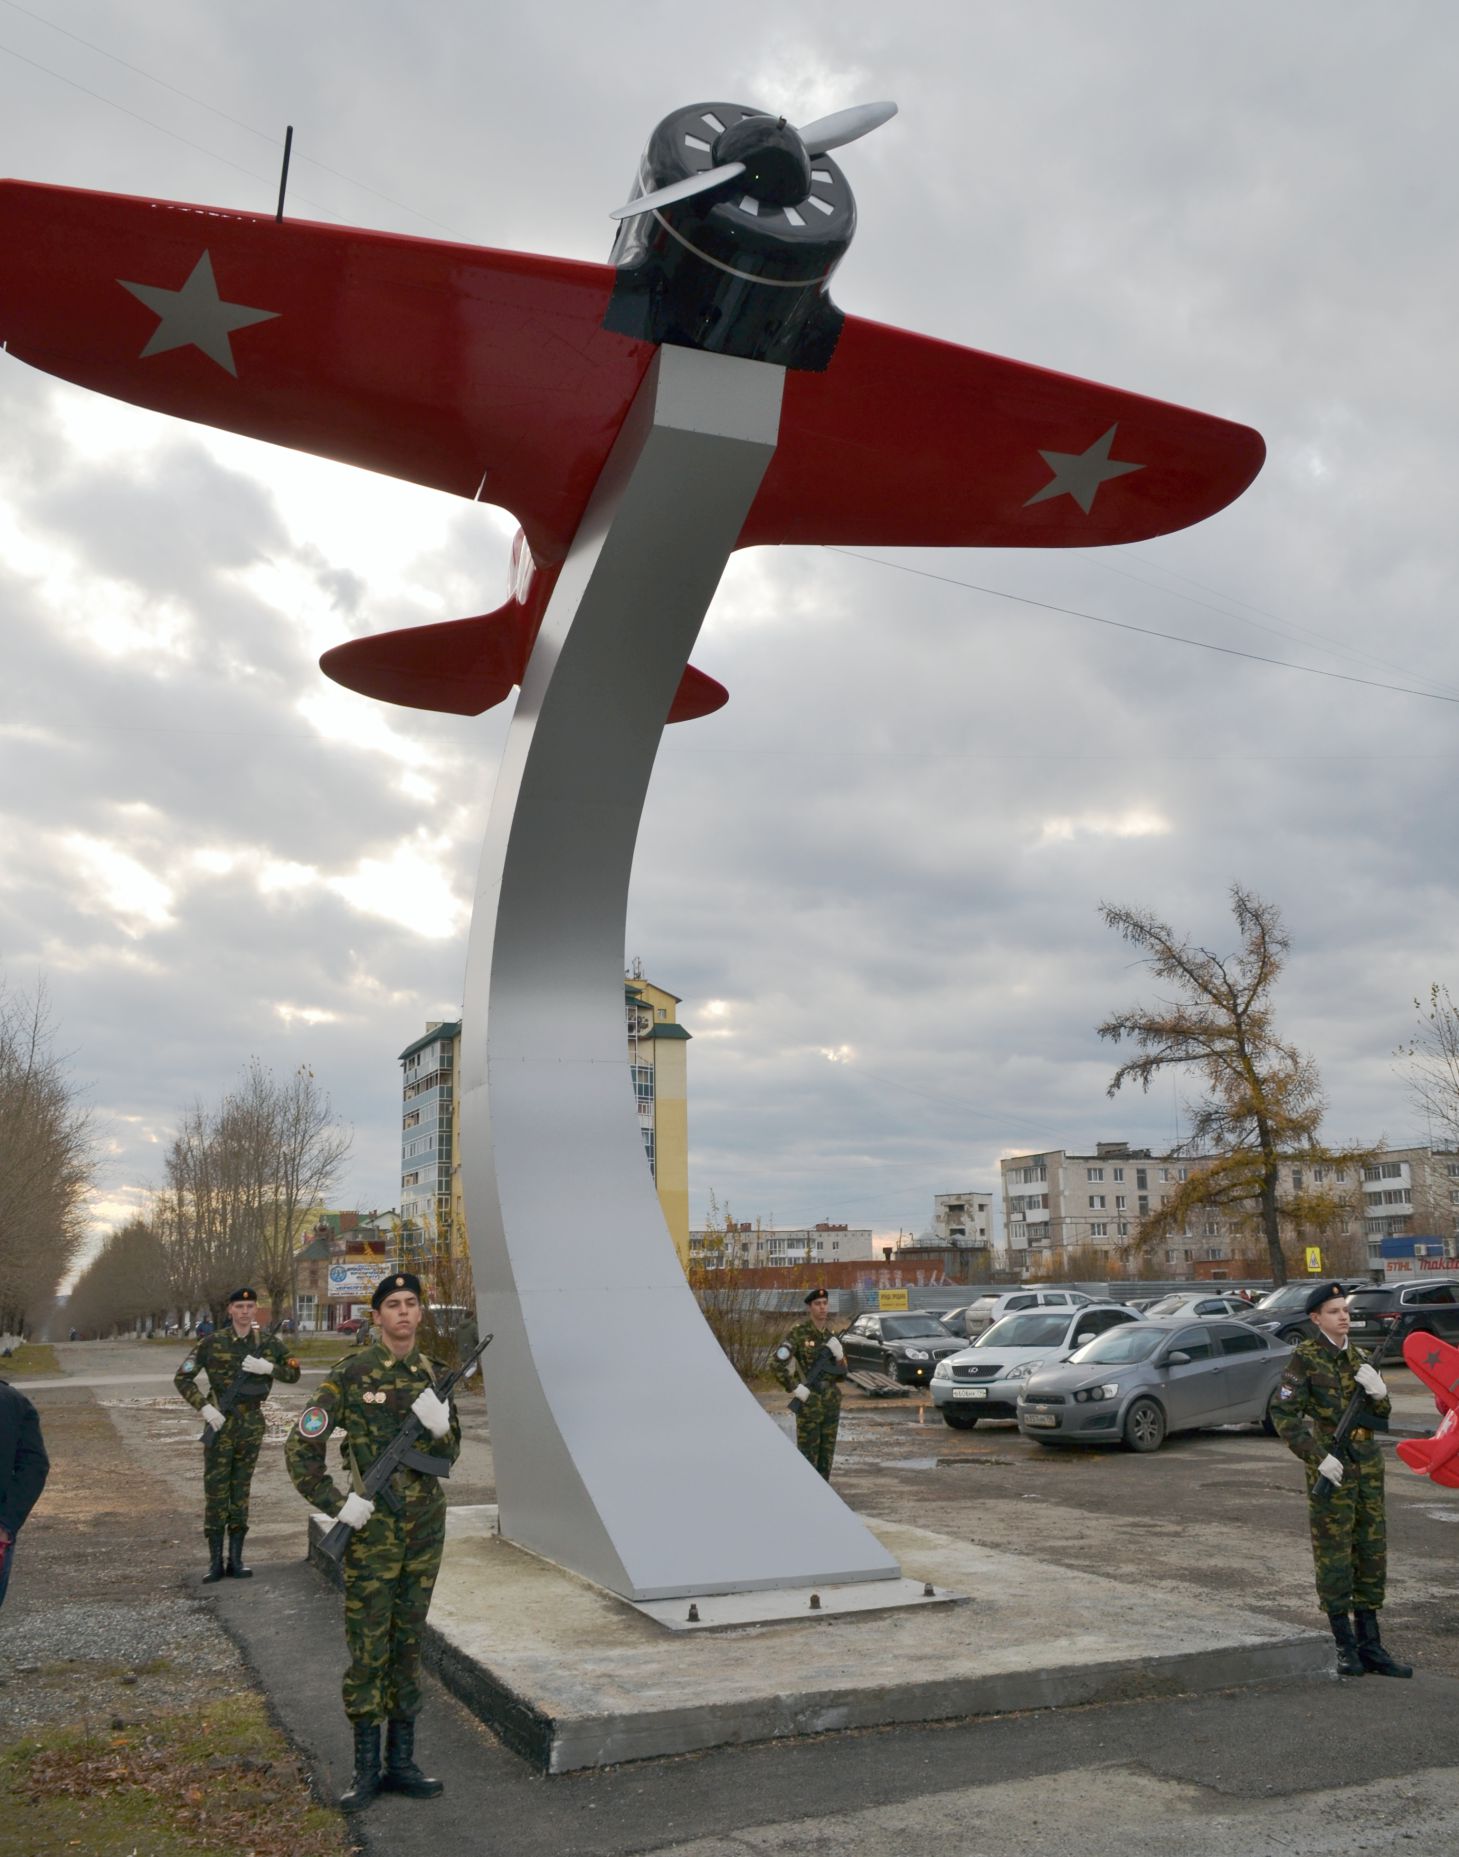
[610,160,746,220]
[798,100,898,156]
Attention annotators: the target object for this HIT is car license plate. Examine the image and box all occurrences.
[951,1387,987,1399]
[1022,1411,1057,1428]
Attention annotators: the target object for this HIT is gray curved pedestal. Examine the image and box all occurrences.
[460,345,900,1600]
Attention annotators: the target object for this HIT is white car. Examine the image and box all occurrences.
[930,1303,1139,1428]
[945,1287,1095,1340]
[1140,1293,1255,1321]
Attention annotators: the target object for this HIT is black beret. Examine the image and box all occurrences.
[226,1287,258,1304]
[1304,1281,1347,1315]
[804,1287,829,1305]
[372,1270,423,1310]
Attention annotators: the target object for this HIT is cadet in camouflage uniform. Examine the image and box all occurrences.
[773,1287,846,1480]
[285,1270,461,1811]
[174,1286,301,1583]
[1271,1280,1411,1678]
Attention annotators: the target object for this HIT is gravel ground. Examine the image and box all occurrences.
[0,1387,254,1737]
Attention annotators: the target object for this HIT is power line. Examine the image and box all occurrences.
[826,549,1459,708]
[1083,548,1459,703]
[0,5,456,232]
[0,36,341,218]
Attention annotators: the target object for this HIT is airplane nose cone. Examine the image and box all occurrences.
[711,115,812,207]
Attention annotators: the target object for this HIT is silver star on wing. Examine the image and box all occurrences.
[1024,423,1144,514]
[118,251,279,377]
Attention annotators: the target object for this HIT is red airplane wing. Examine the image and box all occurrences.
[0,180,1262,576]
[0,180,653,568]
[753,314,1265,549]
[1402,1331,1459,1407]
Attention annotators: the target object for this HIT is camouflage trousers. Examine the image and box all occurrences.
[341,1488,446,1722]
[795,1391,841,1481]
[1305,1446,1386,1613]
[202,1407,265,1536]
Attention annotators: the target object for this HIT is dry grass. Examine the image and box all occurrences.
[0,1693,353,1857]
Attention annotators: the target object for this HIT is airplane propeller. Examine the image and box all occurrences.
[609,100,896,221]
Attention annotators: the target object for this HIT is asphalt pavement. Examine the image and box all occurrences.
[12,1339,1459,1855]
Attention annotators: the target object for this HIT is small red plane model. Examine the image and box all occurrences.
[0,99,1264,719]
[1396,1331,1459,1488]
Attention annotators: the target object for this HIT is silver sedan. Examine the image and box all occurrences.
[1016,1318,1293,1452]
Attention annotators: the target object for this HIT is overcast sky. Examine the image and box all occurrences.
[2,2,1457,1265]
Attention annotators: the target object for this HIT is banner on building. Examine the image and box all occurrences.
[328,1262,388,1300]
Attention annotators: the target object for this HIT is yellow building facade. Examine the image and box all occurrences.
[626,973,691,1261]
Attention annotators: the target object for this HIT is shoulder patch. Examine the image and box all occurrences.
[296,1404,331,1439]
[774,1345,793,1361]
[180,1356,196,1375]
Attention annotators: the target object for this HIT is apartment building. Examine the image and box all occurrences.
[687,1221,878,1270]
[930,1190,994,1253]
[397,964,693,1266]
[1359,1146,1459,1249]
[1000,1140,1369,1270]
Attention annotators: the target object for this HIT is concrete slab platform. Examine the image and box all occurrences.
[307,1505,1331,1774]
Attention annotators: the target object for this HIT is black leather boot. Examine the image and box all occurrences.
[340,1721,381,1810]
[226,1530,253,1578]
[1328,1610,1365,1676]
[202,1533,225,1584]
[381,1718,444,1798]
[1355,1608,1412,1677]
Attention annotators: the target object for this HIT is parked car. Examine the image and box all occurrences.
[336,1315,367,1334]
[1346,1279,1459,1353]
[1140,1293,1257,1321]
[1239,1277,1369,1346]
[946,1287,1095,1341]
[1016,1318,1293,1452]
[841,1312,965,1385]
[931,1303,1139,1428]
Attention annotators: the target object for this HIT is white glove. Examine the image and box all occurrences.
[1355,1363,1387,1399]
[337,1492,375,1531]
[200,1403,225,1432]
[790,1382,811,1407]
[1317,1453,1344,1485]
[241,1353,274,1375]
[826,1337,845,1362]
[411,1387,451,1439]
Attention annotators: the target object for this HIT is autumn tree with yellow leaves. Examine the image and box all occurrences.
[1098,886,1365,1287]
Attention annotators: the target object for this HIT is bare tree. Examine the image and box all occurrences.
[155,1061,351,1321]
[1099,886,1359,1286]
[67,1216,172,1337]
[253,1063,352,1320]
[1400,984,1459,1148]
[0,981,94,1334]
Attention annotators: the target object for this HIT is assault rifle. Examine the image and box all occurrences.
[316,1330,493,1565]
[785,1329,850,1415]
[200,1314,286,1450]
[1314,1315,1409,1503]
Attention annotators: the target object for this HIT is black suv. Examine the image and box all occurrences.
[1240,1277,1371,1346]
[1346,1279,1459,1355]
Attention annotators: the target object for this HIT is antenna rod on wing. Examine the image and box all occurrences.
[275,125,294,223]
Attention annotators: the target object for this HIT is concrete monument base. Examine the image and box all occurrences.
[306,1505,1330,1774]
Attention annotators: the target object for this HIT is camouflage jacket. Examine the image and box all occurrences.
[772,1320,846,1398]
[174,1326,301,1414]
[285,1340,461,1520]
[1271,1333,1392,1467]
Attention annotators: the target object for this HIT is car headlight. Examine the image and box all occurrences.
[1073,1382,1121,1403]
[1000,1360,1038,1382]
[932,1359,952,1381]
[903,1347,930,1361]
